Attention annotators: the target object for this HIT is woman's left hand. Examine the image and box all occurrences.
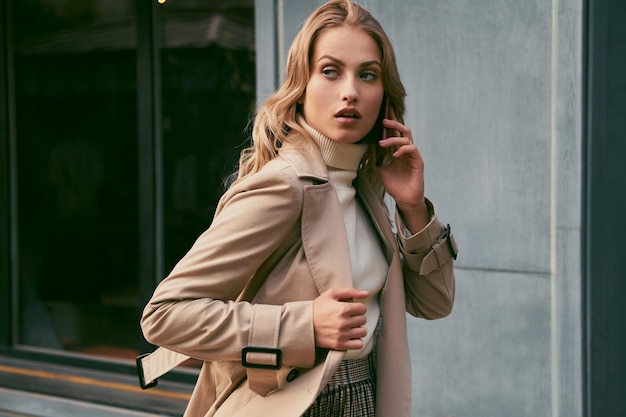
[375,117,430,234]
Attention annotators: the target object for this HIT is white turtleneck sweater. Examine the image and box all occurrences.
[298,117,388,360]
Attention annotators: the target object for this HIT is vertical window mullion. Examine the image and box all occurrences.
[136,0,163,342]
[0,0,16,347]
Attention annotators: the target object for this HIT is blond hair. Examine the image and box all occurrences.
[230,0,406,186]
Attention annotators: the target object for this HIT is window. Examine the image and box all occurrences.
[14,0,141,359]
[6,0,255,368]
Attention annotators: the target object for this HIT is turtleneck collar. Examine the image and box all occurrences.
[297,115,367,172]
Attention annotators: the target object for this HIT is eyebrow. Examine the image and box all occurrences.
[317,55,381,68]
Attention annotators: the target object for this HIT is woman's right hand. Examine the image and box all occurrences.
[312,287,369,350]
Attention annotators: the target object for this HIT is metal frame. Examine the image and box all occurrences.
[584,0,626,415]
[136,0,164,352]
[0,0,16,348]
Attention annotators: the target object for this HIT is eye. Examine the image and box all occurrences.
[360,70,378,81]
[322,66,340,78]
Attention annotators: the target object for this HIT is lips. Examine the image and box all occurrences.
[334,107,362,119]
[335,107,361,124]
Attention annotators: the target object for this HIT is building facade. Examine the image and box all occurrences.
[1,0,624,416]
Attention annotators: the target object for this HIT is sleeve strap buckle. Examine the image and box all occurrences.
[445,224,458,260]
[242,346,282,370]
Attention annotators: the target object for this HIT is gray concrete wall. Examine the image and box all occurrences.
[255,0,583,415]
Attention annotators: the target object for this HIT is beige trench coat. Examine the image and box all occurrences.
[141,134,457,417]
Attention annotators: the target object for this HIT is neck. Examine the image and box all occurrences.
[297,115,367,172]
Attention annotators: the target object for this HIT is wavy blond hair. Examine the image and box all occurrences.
[230,0,406,186]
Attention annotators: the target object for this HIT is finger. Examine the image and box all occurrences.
[343,327,367,342]
[341,339,364,350]
[382,118,409,136]
[326,287,369,301]
[338,327,367,346]
[391,143,418,158]
[384,128,414,149]
[386,138,414,150]
[343,301,367,317]
[351,326,367,337]
[347,314,367,327]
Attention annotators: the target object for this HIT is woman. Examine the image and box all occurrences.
[141,1,457,416]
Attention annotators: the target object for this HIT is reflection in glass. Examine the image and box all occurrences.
[160,2,255,273]
[12,0,255,364]
[13,0,139,359]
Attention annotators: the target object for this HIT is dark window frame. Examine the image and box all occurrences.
[584,0,626,415]
[0,0,198,412]
[0,0,15,349]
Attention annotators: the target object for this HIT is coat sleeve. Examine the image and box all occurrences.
[396,199,458,319]
[140,164,316,370]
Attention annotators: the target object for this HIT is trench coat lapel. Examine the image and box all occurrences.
[301,182,353,293]
[279,140,353,293]
[280,139,401,293]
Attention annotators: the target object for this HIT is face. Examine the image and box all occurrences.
[300,25,384,143]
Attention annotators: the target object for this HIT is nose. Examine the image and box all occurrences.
[341,76,358,103]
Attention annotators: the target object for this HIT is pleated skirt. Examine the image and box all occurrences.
[301,351,376,417]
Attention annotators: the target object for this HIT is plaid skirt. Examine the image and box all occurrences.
[301,351,377,417]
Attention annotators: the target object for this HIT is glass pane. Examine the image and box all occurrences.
[13,0,140,360]
[159,1,255,273]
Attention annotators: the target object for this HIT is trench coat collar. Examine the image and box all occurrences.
[278,136,330,183]
[278,133,397,293]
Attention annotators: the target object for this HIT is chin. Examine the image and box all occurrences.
[331,130,367,144]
